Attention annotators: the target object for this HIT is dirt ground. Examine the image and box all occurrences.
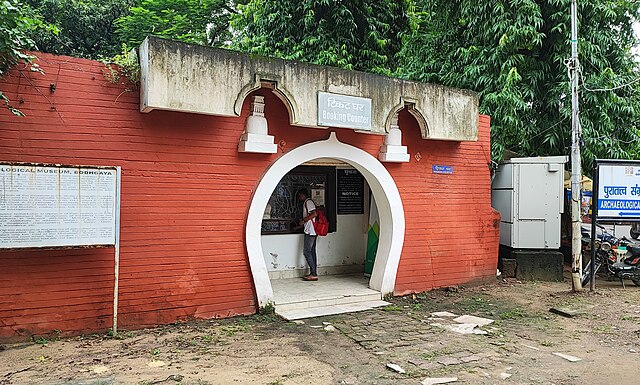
[1,276,639,385]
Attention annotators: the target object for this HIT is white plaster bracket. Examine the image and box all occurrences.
[379,114,410,163]
[238,96,278,154]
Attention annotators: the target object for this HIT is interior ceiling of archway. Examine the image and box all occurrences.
[302,158,351,166]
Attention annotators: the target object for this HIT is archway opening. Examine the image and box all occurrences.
[245,132,405,311]
[261,160,381,273]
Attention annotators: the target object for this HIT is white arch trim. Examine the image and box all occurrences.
[246,132,405,307]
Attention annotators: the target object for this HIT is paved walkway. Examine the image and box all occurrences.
[2,280,639,384]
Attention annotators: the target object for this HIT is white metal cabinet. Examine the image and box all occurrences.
[492,156,567,249]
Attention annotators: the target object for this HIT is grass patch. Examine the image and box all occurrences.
[592,324,615,334]
[33,336,49,345]
[221,324,249,336]
[499,308,525,320]
[558,294,594,308]
[453,296,492,313]
[420,347,456,361]
[251,312,282,323]
[202,334,214,343]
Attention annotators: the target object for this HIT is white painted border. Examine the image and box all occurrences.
[113,166,121,335]
[246,132,405,307]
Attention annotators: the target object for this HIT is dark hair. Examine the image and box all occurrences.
[297,188,309,197]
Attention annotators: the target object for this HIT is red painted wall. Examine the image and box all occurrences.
[0,53,499,341]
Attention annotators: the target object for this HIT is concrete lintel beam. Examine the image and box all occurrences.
[139,37,479,142]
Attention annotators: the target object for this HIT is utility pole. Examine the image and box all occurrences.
[570,0,583,291]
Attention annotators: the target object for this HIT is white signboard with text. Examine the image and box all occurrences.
[0,164,119,248]
[597,163,640,220]
[317,92,372,131]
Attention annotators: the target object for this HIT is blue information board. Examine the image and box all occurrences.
[432,165,453,174]
[595,160,640,221]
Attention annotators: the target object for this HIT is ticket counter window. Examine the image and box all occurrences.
[261,166,337,235]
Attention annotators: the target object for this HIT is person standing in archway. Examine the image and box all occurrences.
[298,188,318,281]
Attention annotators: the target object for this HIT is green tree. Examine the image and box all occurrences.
[231,0,410,74]
[115,0,239,48]
[1,0,35,73]
[397,0,640,169]
[1,0,53,115]
[24,0,134,59]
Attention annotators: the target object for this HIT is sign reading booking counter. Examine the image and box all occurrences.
[0,163,119,248]
[317,92,372,131]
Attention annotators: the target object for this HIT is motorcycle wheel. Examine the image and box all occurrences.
[632,278,640,287]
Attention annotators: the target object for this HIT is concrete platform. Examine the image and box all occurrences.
[271,274,390,320]
[499,246,564,281]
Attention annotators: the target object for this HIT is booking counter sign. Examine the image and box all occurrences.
[595,160,640,220]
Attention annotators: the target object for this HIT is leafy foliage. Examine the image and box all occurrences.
[115,0,239,48]
[24,0,135,59]
[1,0,36,74]
[396,0,640,169]
[102,43,140,85]
[231,0,410,74]
[5,0,640,169]
[1,0,54,115]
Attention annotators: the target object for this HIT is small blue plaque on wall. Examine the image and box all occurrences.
[432,165,453,174]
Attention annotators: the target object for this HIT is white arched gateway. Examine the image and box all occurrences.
[245,132,405,308]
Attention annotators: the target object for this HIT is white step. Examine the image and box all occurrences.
[276,300,391,320]
[275,292,382,312]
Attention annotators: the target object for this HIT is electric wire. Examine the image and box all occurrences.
[526,116,570,142]
[578,66,640,92]
[562,57,640,149]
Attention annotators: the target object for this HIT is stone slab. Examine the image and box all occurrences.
[431,311,458,318]
[453,315,494,327]
[436,356,462,366]
[549,307,582,318]
[552,352,582,362]
[421,378,458,385]
[276,300,390,320]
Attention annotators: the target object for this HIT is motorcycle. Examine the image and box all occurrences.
[581,225,640,288]
[631,223,640,240]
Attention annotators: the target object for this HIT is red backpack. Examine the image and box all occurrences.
[313,208,329,236]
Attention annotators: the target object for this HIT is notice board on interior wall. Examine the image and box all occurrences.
[0,163,119,249]
[337,168,364,215]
